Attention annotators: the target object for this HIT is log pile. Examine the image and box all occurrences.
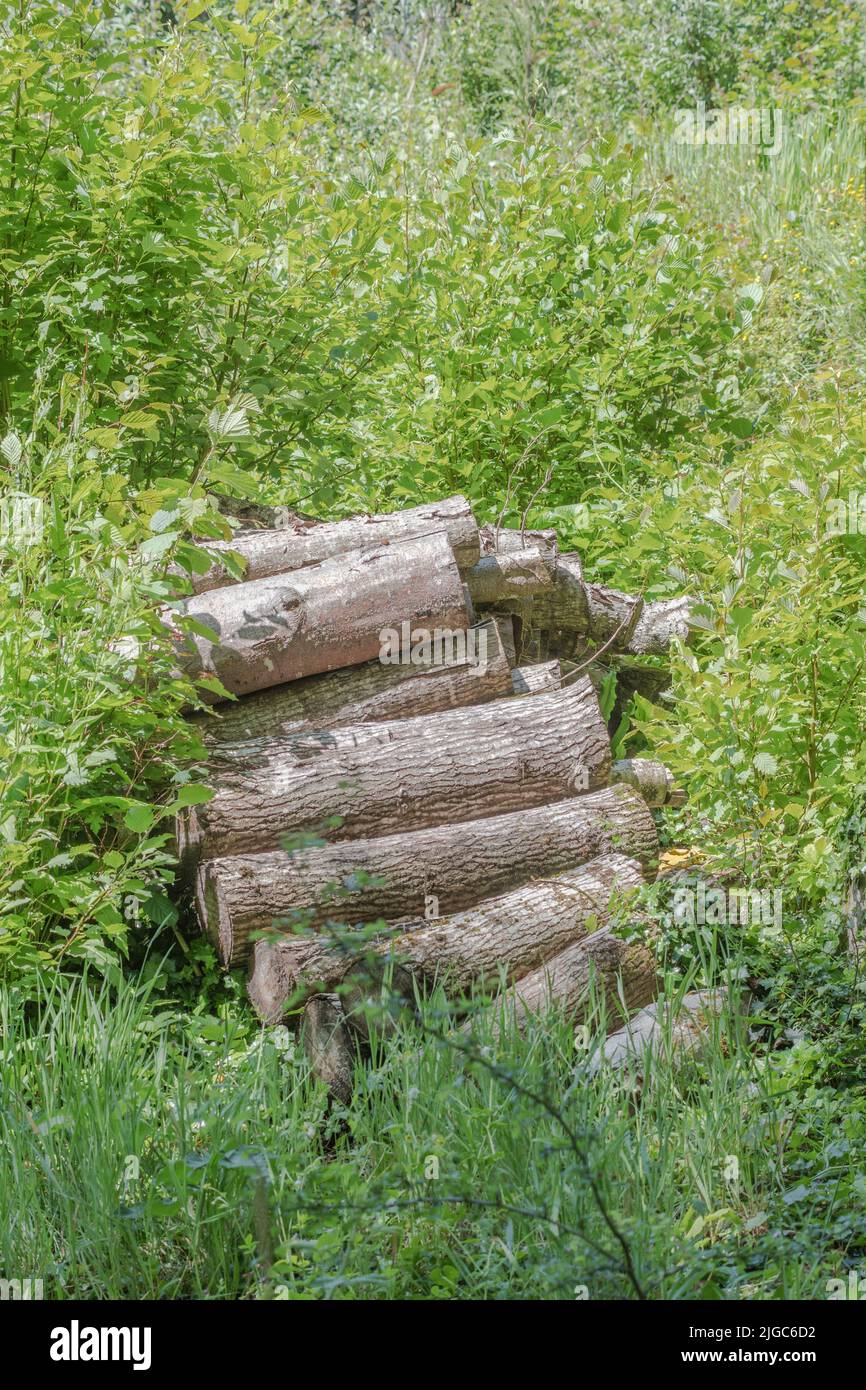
[178,495,693,1098]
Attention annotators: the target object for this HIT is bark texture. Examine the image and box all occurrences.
[247,852,644,1021]
[588,989,730,1074]
[480,524,558,571]
[204,783,659,965]
[464,547,553,606]
[629,597,694,655]
[300,994,356,1103]
[167,530,469,700]
[511,660,561,696]
[611,758,683,808]
[192,619,513,747]
[490,926,659,1032]
[530,554,645,648]
[190,495,479,592]
[180,677,611,862]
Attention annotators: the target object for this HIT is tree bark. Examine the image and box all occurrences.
[530,554,645,647]
[529,558,692,657]
[487,925,659,1033]
[611,758,684,807]
[464,547,553,606]
[628,597,693,655]
[166,530,470,700]
[180,677,612,863]
[247,852,645,1021]
[201,783,658,966]
[480,523,558,571]
[511,660,561,695]
[189,495,480,593]
[192,618,513,747]
[300,994,356,1103]
[588,989,730,1074]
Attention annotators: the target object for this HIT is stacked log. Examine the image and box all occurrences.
[175,493,692,1099]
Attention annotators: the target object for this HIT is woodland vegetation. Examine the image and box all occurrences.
[1,0,865,1300]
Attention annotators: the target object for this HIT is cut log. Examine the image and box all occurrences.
[480,524,558,571]
[588,989,730,1075]
[511,660,561,696]
[530,555,645,648]
[611,758,684,808]
[300,994,355,1103]
[193,618,513,747]
[464,547,553,606]
[628,597,694,655]
[247,853,645,1021]
[488,925,659,1032]
[180,677,612,863]
[166,530,469,700]
[189,495,480,593]
[203,784,659,966]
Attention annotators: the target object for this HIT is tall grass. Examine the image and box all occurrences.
[0,942,853,1300]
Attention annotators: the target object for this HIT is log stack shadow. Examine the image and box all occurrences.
[176,495,693,1098]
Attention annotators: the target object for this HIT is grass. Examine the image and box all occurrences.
[2,919,863,1300]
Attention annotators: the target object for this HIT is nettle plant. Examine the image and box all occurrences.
[587,389,866,909]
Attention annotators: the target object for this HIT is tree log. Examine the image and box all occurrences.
[247,852,645,1021]
[300,994,355,1103]
[530,554,645,647]
[488,926,659,1032]
[628,597,694,655]
[166,530,469,700]
[480,524,558,571]
[202,783,658,966]
[588,989,730,1074]
[180,677,612,863]
[611,758,684,807]
[511,660,561,696]
[464,547,553,606]
[190,495,480,592]
[192,619,513,747]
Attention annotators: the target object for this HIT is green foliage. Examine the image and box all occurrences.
[584,390,866,904]
[0,413,214,985]
[2,0,866,1303]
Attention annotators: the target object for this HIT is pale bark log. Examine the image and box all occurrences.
[202,783,659,966]
[611,759,684,808]
[192,619,513,747]
[300,994,355,1103]
[530,561,692,658]
[511,660,561,696]
[180,677,611,863]
[247,853,644,1021]
[588,989,730,1074]
[530,554,645,648]
[166,530,469,701]
[628,597,694,655]
[464,548,553,606]
[480,524,558,571]
[488,926,659,1032]
[190,495,479,593]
